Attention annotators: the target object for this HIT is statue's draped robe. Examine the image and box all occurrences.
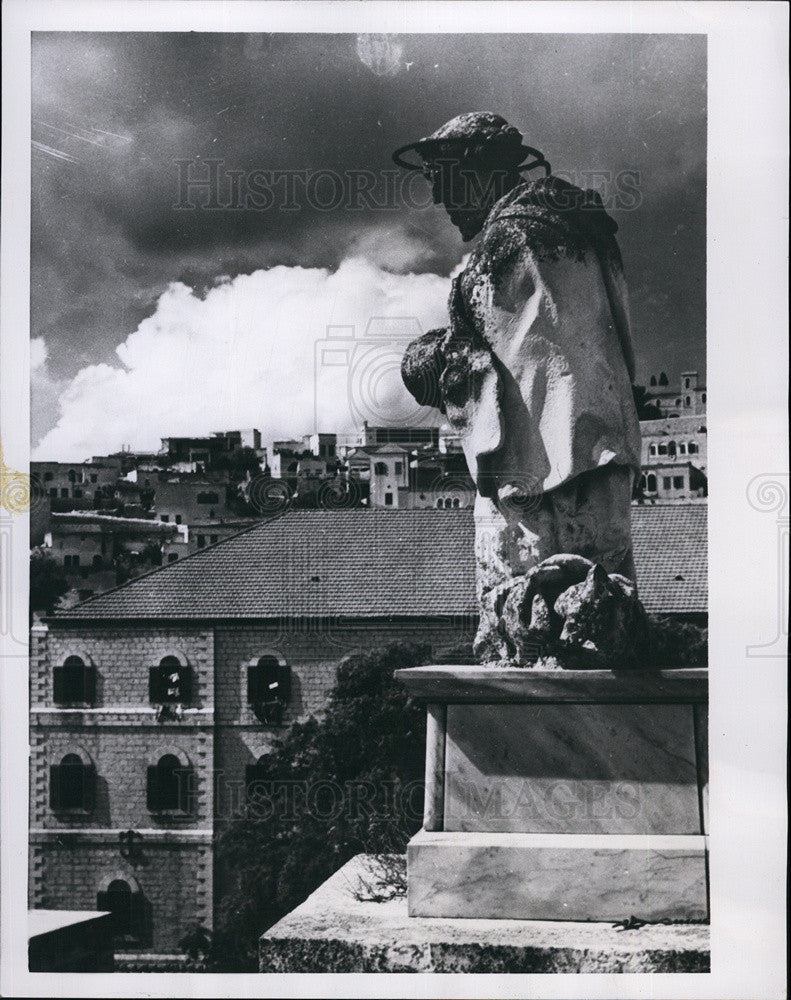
[434,177,643,656]
[446,176,641,495]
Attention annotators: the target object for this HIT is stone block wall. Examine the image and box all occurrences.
[30,614,473,954]
[29,836,213,953]
[29,623,215,954]
[36,624,215,709]
[211,618,471,828]
[30,721,214,830]
[213,617,471,725]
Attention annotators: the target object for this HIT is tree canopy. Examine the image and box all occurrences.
[208,641,442,970]
[29,550,70,616]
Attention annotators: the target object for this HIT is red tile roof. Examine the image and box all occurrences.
[55,504,706,621]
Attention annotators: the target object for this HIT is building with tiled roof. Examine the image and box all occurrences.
[30,504,706,958]
[52,504,706,622]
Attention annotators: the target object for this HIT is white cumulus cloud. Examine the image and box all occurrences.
[31,336,69,450]
[30,337,48,371]
[32,257,453,461]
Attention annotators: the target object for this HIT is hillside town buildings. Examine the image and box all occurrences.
[31,374,708,610]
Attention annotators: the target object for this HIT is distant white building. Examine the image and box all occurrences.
[648,371,707,418]
[302,433,337,460]
[640,413,708,477]
[346,445,410,507]
[637,462,707,501]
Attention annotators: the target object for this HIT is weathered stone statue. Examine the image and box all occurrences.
[395,113,646,665]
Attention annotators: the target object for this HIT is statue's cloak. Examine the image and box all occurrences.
[446,176,642,495]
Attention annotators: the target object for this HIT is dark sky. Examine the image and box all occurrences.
[31,32,706,451]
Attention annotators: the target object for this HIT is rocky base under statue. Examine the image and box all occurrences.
[474,552,649,667]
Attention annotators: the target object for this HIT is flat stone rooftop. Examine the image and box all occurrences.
[260,855,710,973]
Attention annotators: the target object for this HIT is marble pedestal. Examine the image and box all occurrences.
[395,665,709,922]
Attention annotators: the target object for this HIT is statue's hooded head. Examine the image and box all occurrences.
[392,112,550,241]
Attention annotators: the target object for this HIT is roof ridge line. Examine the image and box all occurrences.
[54,508,291,614]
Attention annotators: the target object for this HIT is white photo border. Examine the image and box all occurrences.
[2,2,788,998]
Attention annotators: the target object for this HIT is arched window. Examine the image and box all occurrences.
[149,655,192,704]
[646,474,657,492]
[685,396,691,406]
[668,441,676,456]
[53,655,96,705]
[247,656,291,725]
[452,497,460,508]
[50,752,95,812]
[435,498,443,508]
[146,753,191,813]
[679,442,687,454]
[658,443,668,455]
[688,442,698,455]
[444,498,453,509]
[684,378,690,389]
[701,392,706,404]
[102,880,133,934]
[97,877,148,942]
[649,444,657,456]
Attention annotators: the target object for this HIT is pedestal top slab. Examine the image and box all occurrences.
[259,854,710,973]
[394,665,708,703]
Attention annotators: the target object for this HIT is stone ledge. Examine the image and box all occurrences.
[30,827,213,844]
[259,855,710,973]
[395,665,708,703]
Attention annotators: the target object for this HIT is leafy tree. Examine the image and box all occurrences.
[209,641,440,971]
[178,923,213,970]
[29,550,70,616]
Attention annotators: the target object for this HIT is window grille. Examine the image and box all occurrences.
[247,656,291,725]
[149,657,191,704]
